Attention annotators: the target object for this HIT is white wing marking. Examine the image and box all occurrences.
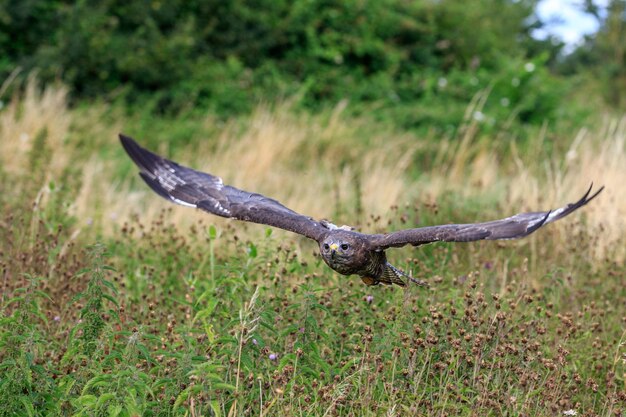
[169,196,197,208]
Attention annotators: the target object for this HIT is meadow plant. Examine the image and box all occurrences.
[0,79,624,415]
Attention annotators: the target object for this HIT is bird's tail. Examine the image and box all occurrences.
[383,262,429,287]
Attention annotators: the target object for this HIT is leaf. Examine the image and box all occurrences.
[19,397,35,417]
[102,293,119,307]
[173,386,190,409]
[278,353,296,370]
[213,382,237,391]
[210,399,222,417]
[33,289,53,301]
[101,279,119,293]
[74,394,97,408]
[83,375,112,394]
[2,296,25,308]
[247,243,257,258]
[75,268,91,277]
[136,344,154,363]
[59,375,77,396]
[69,291,86,304]
[95,393,116,409]
[209,225,217,240]
[279,324,300,337]
[194,298,218,319]
[107,403,123,417]
[310,303,330,313]
[298,364,322,378]
[240,354,254,371]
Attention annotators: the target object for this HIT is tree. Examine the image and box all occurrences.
[561,0,626,109]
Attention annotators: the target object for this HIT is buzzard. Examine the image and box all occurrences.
[120,134,603,287]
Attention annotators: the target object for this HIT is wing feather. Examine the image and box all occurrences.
[370,184,604,249]
[120,134,326,241]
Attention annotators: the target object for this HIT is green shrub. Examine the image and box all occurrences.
[0,0,573,130]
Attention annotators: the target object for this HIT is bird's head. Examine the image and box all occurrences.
[319,232,363,275]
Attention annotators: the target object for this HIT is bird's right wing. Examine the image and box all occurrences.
[120,134,327,241]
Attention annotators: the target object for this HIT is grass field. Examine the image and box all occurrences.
[1,80,625,416]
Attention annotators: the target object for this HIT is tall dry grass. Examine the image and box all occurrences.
[72,101,419,237]
[395,98,626,263]
[0,76,71,177]
[1,79,624,263]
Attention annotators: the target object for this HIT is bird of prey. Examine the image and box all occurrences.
[120,134,603,287]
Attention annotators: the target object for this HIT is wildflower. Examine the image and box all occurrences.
[252,338,258,345]
[437,77,448,88]
[128,332,139,345]
[524,62,536,72]
[500,98,510,107]
[365,295,374,304]
[269,353,278,361]
[563,410,577,416]
[54,316,61,322]
[473,111,485,122]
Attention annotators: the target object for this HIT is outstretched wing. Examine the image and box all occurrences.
[120,134,327,241]
[369,184,604,249]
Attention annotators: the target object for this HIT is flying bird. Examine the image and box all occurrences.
[120,134,603,287]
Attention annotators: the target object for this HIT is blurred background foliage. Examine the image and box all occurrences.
[0,0,624,134]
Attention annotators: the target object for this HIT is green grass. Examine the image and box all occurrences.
[0,80,624,416]
[2,212,624,416]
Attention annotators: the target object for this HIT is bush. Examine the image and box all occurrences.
[0,0,570,129]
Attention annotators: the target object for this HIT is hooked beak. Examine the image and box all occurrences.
[329,243,338,258]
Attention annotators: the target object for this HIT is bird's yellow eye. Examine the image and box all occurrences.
[340,243,349,250]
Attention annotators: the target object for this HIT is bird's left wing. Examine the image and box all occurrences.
[120,134,327,241]
[369,184,603,249]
